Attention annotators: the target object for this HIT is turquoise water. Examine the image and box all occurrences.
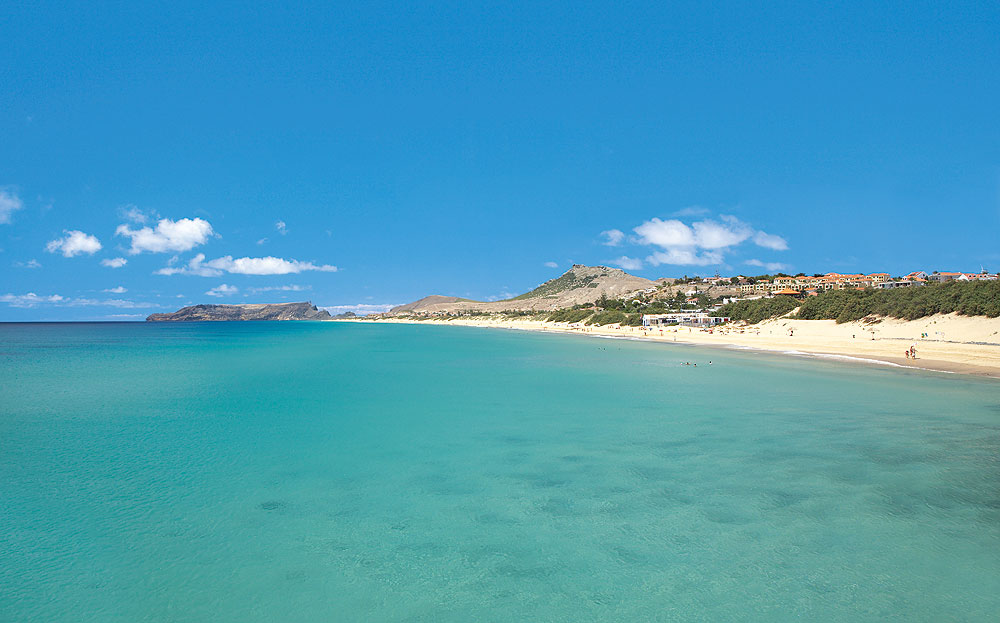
[1,322,998,622]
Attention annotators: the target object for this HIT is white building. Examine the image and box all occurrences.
[928,272,963,282]
[877,280,926,289]
[642,313,730,327]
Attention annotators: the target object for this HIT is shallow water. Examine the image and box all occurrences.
[1,322,998,621]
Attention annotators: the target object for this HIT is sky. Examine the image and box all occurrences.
[1,2,998,320]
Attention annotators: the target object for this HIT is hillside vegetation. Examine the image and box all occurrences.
[713,280,1000,324]
[508,268,602,300]
[542,308,644,326]
[712,296,800,324]
[795,280,1000,322]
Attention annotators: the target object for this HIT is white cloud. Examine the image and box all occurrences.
[634,219,697,248]
[671,206,710,217]
[753,231,789,251]
[628,214,788,266]
[118,205,155,224]
[206,284,239,297]
[0,189,24,224]
[245,284,311,294]
[693,215,752,248]
[81,298,153,308]
[275,220,287,235]
[745,259,790,272]
[544,261,559,268]
[0,292,155,308]
[610,256,643,270]
[156,254,219,276]
[484,288,516,302]
[0,293,65,307]
[101,257,128,268]
[600,229,625,246]
[634,215,751,249]
[104,286,127,294]
[15,259,41,269]
[216,255,338,276]
[320,303,401,316]
[116,217,214,254]
[256,237,268,245]
[646,249,723,266]
[46,230,102,257]
[157,253,337,276]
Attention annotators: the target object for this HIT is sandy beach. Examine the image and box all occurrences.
[345,313,1000,380]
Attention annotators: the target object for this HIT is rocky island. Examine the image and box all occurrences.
[146,301,332,322]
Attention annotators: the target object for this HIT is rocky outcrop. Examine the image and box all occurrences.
[146,301,332,322]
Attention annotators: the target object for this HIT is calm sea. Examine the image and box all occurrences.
[1,322,998,621]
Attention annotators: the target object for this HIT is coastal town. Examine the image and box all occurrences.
[615,269,998,328]
[730,270,997,297]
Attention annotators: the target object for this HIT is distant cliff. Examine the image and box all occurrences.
[146,301,332,322]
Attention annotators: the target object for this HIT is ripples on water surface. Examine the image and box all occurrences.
[1,322,998,621]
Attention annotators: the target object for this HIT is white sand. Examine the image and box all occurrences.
[345,313,1000,379]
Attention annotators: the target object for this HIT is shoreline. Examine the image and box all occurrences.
[338,314,1000,380]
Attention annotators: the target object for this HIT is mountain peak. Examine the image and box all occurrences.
[391,265,655,314]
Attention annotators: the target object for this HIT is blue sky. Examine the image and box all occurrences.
[2,2,998,320]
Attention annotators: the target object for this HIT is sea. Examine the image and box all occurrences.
[1,321,998,622]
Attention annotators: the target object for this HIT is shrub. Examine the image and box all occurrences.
[795,280,1000,322]
[712,296,799,324]
[547,308,594,323]
[586,310,628,326]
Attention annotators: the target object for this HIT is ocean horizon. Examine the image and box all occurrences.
[2,321,998,621]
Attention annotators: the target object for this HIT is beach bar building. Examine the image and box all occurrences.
[642,313,730,327]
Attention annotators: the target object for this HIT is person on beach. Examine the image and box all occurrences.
[905,350,910,359]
